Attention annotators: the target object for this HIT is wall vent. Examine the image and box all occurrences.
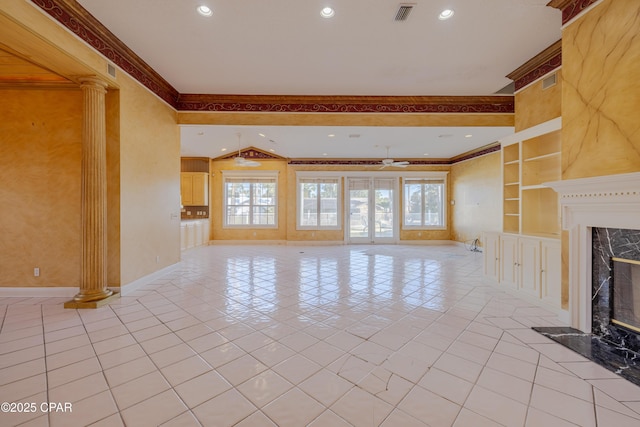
[542,72,557,90]
[107,63,116,78]
[395,4,415,21]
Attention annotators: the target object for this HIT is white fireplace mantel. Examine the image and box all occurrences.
[544,172,640,332]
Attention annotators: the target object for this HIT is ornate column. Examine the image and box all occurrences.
[65,77,116,308]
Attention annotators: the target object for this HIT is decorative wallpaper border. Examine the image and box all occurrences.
[547,0,601,25]
[176,95,514,114]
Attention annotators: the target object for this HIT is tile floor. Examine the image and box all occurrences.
[2,244,640,427]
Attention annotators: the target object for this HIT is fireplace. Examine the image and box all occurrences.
[533,172,640,386]
[592,227,640,352]
[611,258,640,332]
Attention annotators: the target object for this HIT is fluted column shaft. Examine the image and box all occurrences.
[74,77,112,302]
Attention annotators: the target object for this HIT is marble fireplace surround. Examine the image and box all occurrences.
[536,172,640,386]
[545,171,640,333]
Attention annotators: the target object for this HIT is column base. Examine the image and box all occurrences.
[64,290,120,309]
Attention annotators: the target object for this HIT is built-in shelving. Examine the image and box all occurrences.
[500,118,561,238]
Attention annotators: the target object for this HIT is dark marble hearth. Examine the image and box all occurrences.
[533,326,640,387]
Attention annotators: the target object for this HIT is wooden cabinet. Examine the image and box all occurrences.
[180,219,210,250]
[181,172,209,206]
[519,236,541,298]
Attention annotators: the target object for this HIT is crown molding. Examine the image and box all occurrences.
[507,40,562,91]
[29,0,179,106]
[547,0,601,25]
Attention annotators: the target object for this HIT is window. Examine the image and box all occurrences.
[298,177,340,229]
[224,174,277,227]
[403,177,446,228]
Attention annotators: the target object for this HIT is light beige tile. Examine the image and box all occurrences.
[398,385,461,427]
[419,368,473,405]
[111,371,171,410]
[161,355,212,386]
[273,354,322,385]
[217,354,268,386]
[103,356,157,388]
[453,408,503,427]
[121,389,188,427]
[380,409,430,427]
[299,369,353,406]
[200,342,246,368]
[464,385,528,427]
[262,388,324,427]
[588,378,640,402]
[331,387,393,427]
[307,410,352,427]
[477,366,534,404]
[529,384,596,427]
[234,410,278,427]
[237,370,293,407]
[192,389,256,426]
[174,371,232,408]
[49,372,109,405]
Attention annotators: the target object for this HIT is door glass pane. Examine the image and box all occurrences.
[374,180,394,241]
[349,185,369,239]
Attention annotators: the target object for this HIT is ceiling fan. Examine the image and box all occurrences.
[380,146,410,169]
[234,133,261,167]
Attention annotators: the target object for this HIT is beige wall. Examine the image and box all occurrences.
[0,1,181,288]
[450,152,502,245]
[561,0,640,180]
[515,69,562,132]
[117,74,181,285]
[0,88,83,287]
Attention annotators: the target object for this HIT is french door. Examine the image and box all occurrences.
[347,177,397,243]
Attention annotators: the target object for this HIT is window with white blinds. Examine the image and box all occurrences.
[297,177,340,229]
[403,177,446,228]
[224,174,277,227]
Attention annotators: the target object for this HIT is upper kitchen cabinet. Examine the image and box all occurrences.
[181,172,209,206]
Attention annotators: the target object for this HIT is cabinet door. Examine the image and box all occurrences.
[192,173,209,206]
[483,232,500,281]
[181,174,194,206]
[519,237,541,298]
[500,234,519,289]
[541,239,561,307]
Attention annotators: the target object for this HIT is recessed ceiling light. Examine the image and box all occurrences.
[438,9,454,20]
[328,134,335,138]
[465,134,473,138]
[320,7,335,18]
[196,5,213,17]
[423,153,430,156]
[258,133,266,138]
[269,149,276,152]
[221,148,227,152]
[323,153,328,156]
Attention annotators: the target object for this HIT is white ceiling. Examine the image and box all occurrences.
[76,0,562,159]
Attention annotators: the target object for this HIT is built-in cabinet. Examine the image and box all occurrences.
[484,231,561,309]
[181,172,209,206]
[180,220,210,250]
[484,117,563,310]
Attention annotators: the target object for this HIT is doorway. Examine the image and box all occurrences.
[347,177,397,243]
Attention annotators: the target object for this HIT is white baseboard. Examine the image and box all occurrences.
[0,287,78,297]
[120,262,181,296]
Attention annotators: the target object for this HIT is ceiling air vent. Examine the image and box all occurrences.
[107,63,116,78]
[395,3,415,21]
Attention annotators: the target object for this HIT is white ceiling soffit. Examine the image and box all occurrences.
[180,125,513,160]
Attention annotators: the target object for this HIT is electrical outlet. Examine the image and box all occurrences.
[34,267,40,277]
